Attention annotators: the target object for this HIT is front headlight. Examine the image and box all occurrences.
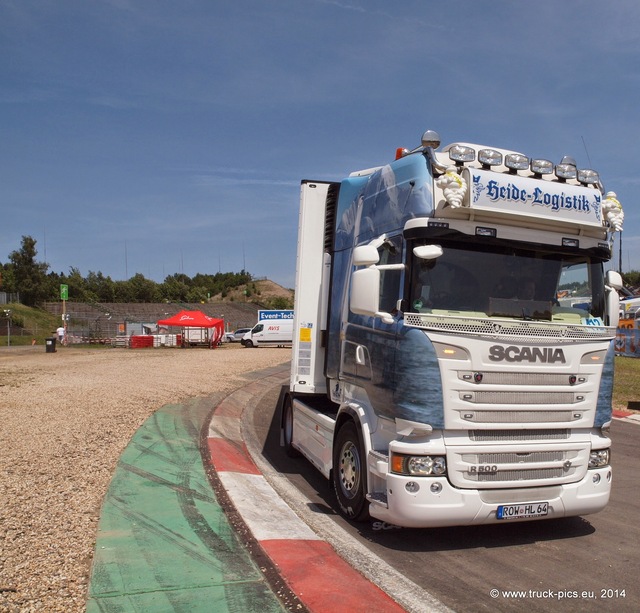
[589,449,610,469]
[391,453,447,476]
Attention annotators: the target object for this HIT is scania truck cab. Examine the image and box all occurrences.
[282,130,624,527]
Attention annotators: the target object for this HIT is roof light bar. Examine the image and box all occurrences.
[418,132,604,192]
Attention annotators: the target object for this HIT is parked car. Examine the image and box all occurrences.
[226,328,251,343]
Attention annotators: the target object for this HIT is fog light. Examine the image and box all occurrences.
[448,145,475,163]
[556,162,577,180]
[577,169,600,185]
[405,481,420,493]
[531,159,553,175]
[505,153,529,171]
[430,482,442,494]
[478,148,502,167]
[592,473,601,484]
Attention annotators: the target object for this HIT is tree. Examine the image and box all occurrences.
[8,236,50,306]
[161,273,191,302]
[85,271,117,302]
[128,273,162,303]
[622,270,640,290]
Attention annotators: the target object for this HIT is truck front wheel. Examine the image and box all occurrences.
[332,421,370,522]
[244,339,254,348]
[282,396,300,458]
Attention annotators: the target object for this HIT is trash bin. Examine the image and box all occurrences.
[45,337,57,353]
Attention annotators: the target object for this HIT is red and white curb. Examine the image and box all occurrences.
[613,410,640,425]
[206,373,406,613]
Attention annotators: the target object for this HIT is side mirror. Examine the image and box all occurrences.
[353,244,380,266]
[351,267,379,316]
[605,270,623,290]
[350,267,394,323]
[605,270,623,328]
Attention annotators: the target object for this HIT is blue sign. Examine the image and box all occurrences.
[259,310,294,320]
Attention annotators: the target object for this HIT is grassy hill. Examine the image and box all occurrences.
[0,303,60,345]
[211,278,294,309]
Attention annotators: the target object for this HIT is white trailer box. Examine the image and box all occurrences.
[243,310,294,347]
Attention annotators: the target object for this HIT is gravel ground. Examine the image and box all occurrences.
[0,344,290,612]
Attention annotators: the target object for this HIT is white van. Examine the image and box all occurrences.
[243,310,293,348]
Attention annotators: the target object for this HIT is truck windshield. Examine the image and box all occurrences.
[408,240,605,322]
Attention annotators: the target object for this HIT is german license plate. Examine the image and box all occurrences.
[497,502,549,520]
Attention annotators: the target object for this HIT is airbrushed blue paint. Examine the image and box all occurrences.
[334,154,434,251]
[327,154,442,424]
[595,340,615,427]
[393,327,445,428]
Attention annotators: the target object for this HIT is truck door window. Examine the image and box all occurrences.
[557,261,602,318]
[378,236,403,314]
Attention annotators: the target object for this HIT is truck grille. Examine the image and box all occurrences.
[464,451,564,463]
[462,391,577,404]
[459,372,579,386]
[465,467,565,482]
[470,430,570,441]
[449,444,587,489]
[404,313,613,340]
[461,410,578,423]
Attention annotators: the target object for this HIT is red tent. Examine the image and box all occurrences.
[157,310,225,347]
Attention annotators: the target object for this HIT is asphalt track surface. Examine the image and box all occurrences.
[87,362,639,612]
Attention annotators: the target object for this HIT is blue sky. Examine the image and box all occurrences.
[2,0,639,289]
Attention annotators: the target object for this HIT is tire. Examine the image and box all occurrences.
[282,396,301,458]
[332,421,370,521]
[244,339,254,348]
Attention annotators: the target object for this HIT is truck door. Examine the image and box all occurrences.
[250,323,263,344]
[342,235,404,417]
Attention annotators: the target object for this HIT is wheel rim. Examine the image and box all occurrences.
[338,441,360,499]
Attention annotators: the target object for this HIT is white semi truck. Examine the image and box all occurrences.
[280,129,624,528]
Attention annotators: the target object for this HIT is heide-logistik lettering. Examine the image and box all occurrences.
[486,179,593,212]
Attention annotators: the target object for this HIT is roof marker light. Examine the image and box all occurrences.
[395,147,409,160]
[476,226,497,237]
[505,153,529,172]
[562,238,579,248]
